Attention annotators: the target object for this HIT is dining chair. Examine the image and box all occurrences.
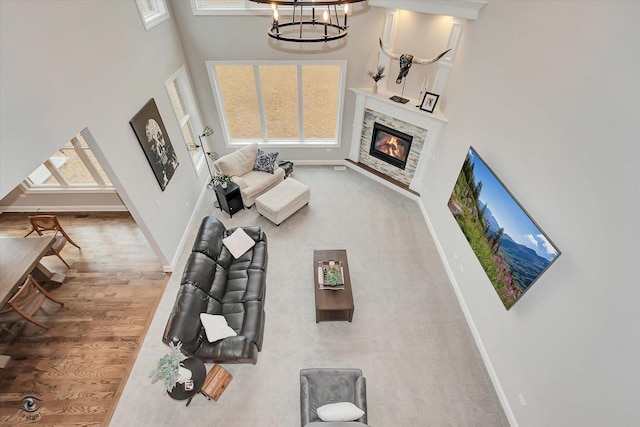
[24,214,81,268]
[0,275,64,334]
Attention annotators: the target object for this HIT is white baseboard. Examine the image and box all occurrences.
[417,199,518,427]
[292,159,346,166]
[0,205,128,213]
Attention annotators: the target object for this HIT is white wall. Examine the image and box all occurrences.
[420,2,640,426]
[0,0,208,266]
[169,1,387,161]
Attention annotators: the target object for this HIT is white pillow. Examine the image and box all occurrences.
[317,402,364,422]
[222,227,255,259]
[200,313,237,343]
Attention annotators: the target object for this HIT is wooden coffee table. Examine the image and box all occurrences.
[313,249,354,323]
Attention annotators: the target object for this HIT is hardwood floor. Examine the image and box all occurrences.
[0,212,169,426]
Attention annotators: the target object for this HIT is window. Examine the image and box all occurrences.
[191,0,269,15]
[25,134,112,190]
[135,0,170,30]
[166,65,205,173]
[208,61,346,146]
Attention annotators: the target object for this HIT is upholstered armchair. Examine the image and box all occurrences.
[212,143,284,207]
[300,368,368,426]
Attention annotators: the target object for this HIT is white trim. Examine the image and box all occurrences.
[23,187,118,195]
[207,60,346,148]
[369,0,487,20]
[0,205,128,213]
[71,137,108,186]
[165,65,206,176]
[227,140,339,149]
[135,0,170,30]
[43,160,70,186]
[190,0,271,16]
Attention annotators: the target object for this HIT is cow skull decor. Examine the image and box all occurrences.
[378,38,450,103]
[378,38,451,83]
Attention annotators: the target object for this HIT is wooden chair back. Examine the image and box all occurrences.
[0,275,64,333]
[24,215,80,268]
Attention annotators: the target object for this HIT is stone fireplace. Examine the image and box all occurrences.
[360,110,426,186]
[348,89,448,193]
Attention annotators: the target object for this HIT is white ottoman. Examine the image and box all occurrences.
[255,178,310,225]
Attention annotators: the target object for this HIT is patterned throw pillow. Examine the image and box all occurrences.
[253,149,278,174]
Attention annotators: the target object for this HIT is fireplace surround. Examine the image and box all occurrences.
[348,88,448,193]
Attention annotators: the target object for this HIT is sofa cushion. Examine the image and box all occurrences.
[223,227,256,259]
[220,269,265,303]
[253,148,278,174]
[181,252,218,295]
[200,313,237,342]
[317,402,365,423]
[215,143,258,177]
[238,168,285,206]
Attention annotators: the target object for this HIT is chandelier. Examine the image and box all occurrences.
[248,1,367,43]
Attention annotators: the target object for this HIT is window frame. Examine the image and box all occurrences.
[207,60,347,148]
[165,65,206,175]
[23,136,115,193]
[190,0,270,16]
[135,0,170,30]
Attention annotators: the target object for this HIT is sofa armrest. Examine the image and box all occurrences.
[300,375,312,426]
[163,310,202,354]
[232,176,248,190]
[355,376,367,424]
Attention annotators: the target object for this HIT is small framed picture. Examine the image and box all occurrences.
[420,92,440,113]
[184,380,194,391]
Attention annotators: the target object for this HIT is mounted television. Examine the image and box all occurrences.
[447,147,561,310]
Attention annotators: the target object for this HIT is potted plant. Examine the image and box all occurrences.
[368,65,386,94]
[150,342,190,393]
[326,267,342,286]
[211,173,233,189]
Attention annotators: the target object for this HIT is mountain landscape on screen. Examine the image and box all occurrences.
[448,147,560,310]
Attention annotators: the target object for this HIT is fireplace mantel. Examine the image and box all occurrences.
[348,88,448,194]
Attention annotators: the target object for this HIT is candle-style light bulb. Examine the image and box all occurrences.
[344,4,349,27]
[273,9,279,34]
[323,10,328,38]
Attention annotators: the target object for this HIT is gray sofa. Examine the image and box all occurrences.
[300,368,368,426]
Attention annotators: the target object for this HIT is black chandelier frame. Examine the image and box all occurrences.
[249,0,367,43]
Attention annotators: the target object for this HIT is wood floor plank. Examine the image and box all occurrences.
[0,212,169,426]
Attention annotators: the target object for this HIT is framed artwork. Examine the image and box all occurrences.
[130,98,179,191]
[447,147,561,310]
[419,91,440,113]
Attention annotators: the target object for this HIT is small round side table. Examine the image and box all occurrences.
[167,357,206,406]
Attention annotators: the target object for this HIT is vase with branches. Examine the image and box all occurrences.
[368,65,386,94]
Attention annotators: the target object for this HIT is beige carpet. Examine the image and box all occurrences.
[110,166,508,426]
